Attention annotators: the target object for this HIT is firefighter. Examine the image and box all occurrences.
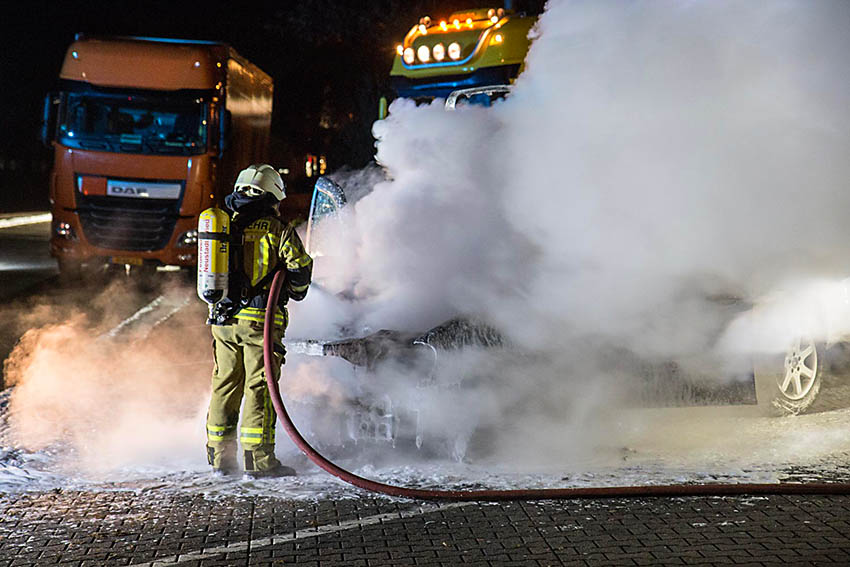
[206,164,312,477]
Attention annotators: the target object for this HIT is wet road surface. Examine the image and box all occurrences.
[2,489,850,566]
[0,214,55,301]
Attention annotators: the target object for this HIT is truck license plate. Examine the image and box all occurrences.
[111,256,143,266]
[106,179,181,199]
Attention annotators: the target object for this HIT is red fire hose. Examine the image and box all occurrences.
[263,272,850,500]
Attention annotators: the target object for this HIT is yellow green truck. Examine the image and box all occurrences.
[382,7,535,112]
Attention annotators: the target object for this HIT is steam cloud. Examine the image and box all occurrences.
[295,0,850,357]
[6,0,850,477]
[287,0,850,464]
[4,279,210,473]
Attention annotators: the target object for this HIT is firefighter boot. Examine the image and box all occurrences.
[243,447,296,478]
[207,441,238,476]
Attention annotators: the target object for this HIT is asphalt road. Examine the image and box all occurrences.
[0,215,56,301]
[3,489,850,566]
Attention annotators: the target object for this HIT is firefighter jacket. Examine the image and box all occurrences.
[231,215,312,328]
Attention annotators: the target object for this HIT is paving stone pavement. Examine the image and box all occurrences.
[0,490,848,566]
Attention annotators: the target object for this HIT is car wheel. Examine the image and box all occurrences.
[754,337,822,415]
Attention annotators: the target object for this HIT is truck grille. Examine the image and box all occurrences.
[76,194,181,252]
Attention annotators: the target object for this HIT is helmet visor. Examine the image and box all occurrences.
[236,186,265,197]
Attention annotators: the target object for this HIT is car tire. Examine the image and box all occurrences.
[753,337,823,415]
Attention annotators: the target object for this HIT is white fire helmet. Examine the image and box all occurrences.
[233,164,286,201]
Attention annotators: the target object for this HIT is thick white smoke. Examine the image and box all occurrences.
[286,0,850,465]
[293,0,850,356]
[9,0,848,479]
[499,0,850,356]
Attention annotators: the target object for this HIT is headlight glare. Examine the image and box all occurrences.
[432,43,445,61]
[54,221,77,240]
[417,45,431,63]
[448,42,462,60]
[403,47,415,65]
[177,229,198,248]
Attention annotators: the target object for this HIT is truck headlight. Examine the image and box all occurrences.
[177,229,198,248]
[403,47,415,65]
[432,43,445,61]
[417,45,431,63]
[448,42,462,60]
[54,221,77,240]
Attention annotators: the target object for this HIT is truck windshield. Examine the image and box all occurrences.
[57,92,208,155]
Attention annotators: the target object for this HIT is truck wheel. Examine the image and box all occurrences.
[128,263,158,289]
[57,259,82,282]
[754,337,823,415]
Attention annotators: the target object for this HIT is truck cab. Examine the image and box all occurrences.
[381,7,534,116]
[43,35,273,276]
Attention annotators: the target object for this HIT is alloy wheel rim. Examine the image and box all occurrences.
[779,337,818,401]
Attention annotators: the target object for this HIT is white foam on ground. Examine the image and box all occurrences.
[2,404,849,499]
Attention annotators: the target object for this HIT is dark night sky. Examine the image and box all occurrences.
[0,1,544,210]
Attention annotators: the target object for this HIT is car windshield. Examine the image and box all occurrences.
[306,177,347,256]
[57,92,208,155]
[455,91,509,107]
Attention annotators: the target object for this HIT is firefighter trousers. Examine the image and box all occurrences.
[206,319,284,473]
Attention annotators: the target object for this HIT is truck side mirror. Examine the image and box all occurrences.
[218,109,232,158]
[40,92,58,148]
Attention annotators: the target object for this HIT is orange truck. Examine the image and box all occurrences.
[41,35,273,276]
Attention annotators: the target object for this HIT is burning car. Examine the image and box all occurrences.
[290,90,850,459]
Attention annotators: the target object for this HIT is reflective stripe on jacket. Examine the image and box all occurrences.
[233,216,312,328]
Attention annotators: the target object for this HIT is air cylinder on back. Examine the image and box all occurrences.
[197,207,230,312]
